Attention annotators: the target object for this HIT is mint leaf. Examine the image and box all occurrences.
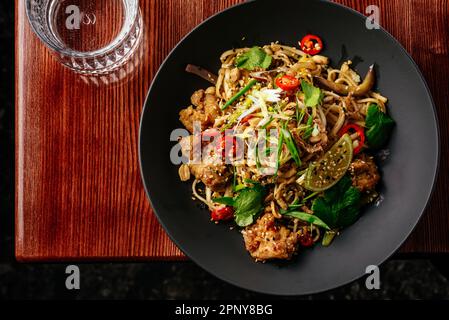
[333,187,361,227]
[212,197,235,206]
[233,184,265,227]
[235,47,272,71]
[312,175,361,229]
[301,81,324,107]
[235,214,255,228]
[261,55,272,69]
[365,104,395,149]
[213,183,265,227]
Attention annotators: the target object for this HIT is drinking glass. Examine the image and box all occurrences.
[26,0,143,74]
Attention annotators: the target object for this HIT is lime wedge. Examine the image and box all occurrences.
[304,134,353,192]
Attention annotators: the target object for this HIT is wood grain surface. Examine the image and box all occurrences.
[15,0,449,261]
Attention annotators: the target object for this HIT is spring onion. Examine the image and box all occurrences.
[296,104,305,126]
[281,126,301,167]
[275,128,284,175]
[281,211,330,230]
[222,98,252,130]
[265,147,272,157]
[303,115,314,139]
[221,80,258,110]
[259,116,274,128]
[322,230,337,246]
[255,139,261,171]
[303,192,319,202]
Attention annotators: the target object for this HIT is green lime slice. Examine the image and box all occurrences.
[304,134,353,192]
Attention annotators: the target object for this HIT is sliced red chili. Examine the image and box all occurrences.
[216,134,239,158]
[300,34,323,55]
[211,206,234,221]
[339,123,365,154]
[276,75,300,92]
[299,232,314,247]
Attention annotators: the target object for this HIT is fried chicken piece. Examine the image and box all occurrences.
[349,154,380,192]
[179,105,210,133]
[242,213,298,261]
[178,135,231,192]
[189,162,231,192]
[179,89,221,133]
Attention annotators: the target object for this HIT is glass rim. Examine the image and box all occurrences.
[25,0,141,58]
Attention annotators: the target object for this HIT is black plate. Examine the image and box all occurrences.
[139,0,439,295]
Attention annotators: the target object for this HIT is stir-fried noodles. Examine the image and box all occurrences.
[175,36,394,261]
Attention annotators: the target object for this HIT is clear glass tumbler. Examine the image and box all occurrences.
[26,0,143,74]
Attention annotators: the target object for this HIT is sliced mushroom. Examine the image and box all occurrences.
[314,76,350,95]
[352,64,375,96]
[314,64,375,97]
[185,64,218,84]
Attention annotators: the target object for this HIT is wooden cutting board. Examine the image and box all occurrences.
[15,0,449,261]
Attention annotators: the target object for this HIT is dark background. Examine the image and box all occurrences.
[2,1,449,299]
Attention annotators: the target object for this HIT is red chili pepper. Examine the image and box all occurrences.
[339,123,365,154]
[300,34,323,55]
[275,75,300,91]
[211,206,234,221]
[299,232,314,247]
[216,134,238,158]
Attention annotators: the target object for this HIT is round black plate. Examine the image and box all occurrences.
[139,0,439,295]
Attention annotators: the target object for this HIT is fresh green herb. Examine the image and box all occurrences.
[322,230,337,246]
[234,184,246,192]
[263,133,276,157]
[279,206,299,215]
[281,126,301,167]
[290,198,300,206]
[275,129,284,175]
[365,104,395,149]
[261,116,274,129]
[303,115,314,139]
[296,100,305,126]
[280,192,320,215]
[279,199,300,214]
[255,140,261,171]
[233,184,266,227]
[213,183,266,227]
[283,204,301,210]
[243,178,260,185]
[303,192,319,202]
[311,175,361,229]
[212,196,235,206]
[296,105,300,124]
[265,147,272,157]
[301,81,324,107]
[235,47,272,71]
[280,211,330,230]
[221,80,258,111]
[222,98,252,130]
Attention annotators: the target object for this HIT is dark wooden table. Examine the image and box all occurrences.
[15,0,449,261]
